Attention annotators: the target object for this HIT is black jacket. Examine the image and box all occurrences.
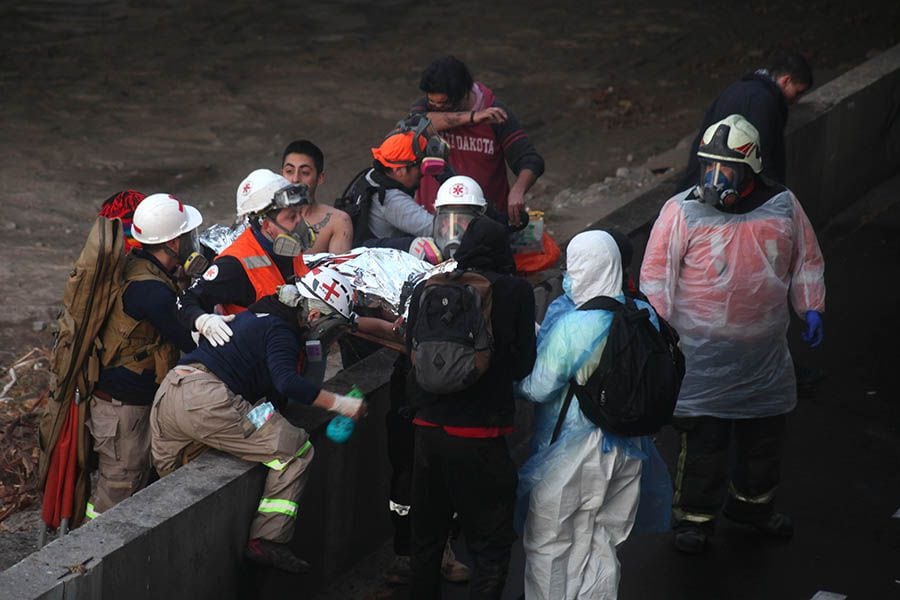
[681,71,789,190]
[406,218,536,429]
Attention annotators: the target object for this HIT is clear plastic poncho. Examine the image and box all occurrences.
[640,188,826,418]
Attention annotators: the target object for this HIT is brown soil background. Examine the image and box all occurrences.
[0,0,898,569]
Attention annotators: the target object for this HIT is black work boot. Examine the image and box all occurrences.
[245,538,310,573]
[724,510,794,539]
[673,524,710,554]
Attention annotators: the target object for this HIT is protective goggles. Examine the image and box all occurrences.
[272,183,310,209]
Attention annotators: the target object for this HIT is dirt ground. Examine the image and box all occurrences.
[1,0,898,572]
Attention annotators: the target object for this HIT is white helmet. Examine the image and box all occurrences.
[697,114,763,174]
[131,193,203,244]
[236,169,294,217]
[296,266,355,321]
[434,175,487,211]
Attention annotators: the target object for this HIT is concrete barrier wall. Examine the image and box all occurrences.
[0,349,399,600]
[3,42,899,600]
[785,45,900,228]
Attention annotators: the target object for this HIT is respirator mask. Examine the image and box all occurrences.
[173,229,209,278]
[391,115,450,177]
[266,184,316,257]
[432,206,480,258]
[699,161,745,209]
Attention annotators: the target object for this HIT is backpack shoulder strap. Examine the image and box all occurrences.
[551,383,576,444]
[577,295,621,312]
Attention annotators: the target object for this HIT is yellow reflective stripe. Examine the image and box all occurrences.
[673,508,715,523]
[85,502,99,520]
[728,482,777,505]
[673,431,688,508]
[389,500,411,516]
[263,440,312,471]
[257,498,298,518]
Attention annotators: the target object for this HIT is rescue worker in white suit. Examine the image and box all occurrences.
[640,114,826,554]
[516,230,668,600]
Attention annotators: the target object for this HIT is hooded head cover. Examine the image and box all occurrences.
[565,230,623,307]
[454,216,515,274]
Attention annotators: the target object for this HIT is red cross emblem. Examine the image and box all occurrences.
[242,182,252,194]
[321,279,341,301]
[451,183,465,197]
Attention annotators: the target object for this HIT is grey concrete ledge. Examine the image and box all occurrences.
[0,349,399,600]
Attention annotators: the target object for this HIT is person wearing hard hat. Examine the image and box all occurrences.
[85,193,206,520]
[281,139,354,254]
[177,169,314,346]
[153,267,365,574]
[641,114,826,554]
[431,175,488,259]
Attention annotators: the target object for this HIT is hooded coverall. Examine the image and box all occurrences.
[517,231,668,600]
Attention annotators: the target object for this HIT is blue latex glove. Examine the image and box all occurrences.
[802,310,824,348]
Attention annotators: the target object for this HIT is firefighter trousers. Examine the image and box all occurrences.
[150,366,315,543]
[85,394,152,518]
[671,413,787,530]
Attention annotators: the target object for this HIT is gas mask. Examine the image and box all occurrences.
[264,183,315,256]
[699,161,745,208]
[172,230,209,278]
[432,206,480,258]
[420,134,450,177]
[269,217,316,257]
[391,115,450,177]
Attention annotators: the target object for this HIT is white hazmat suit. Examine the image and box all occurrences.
[517,231,667,600]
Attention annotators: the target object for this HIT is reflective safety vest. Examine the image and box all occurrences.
[98,254,181,383]
[218,227,309,315]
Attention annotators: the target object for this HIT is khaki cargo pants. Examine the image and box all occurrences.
[85,394,152,519]
[150,365,315,543]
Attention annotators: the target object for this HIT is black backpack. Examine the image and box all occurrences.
[333,168,386,247]
[551,296,685,441]
[410,271,494,394]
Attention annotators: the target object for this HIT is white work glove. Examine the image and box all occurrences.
[330,393,365,419]
[194,313,235,347]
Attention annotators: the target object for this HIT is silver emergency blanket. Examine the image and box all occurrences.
[306,248,456,318]
[199,221,247,255]
[198,220,454,318]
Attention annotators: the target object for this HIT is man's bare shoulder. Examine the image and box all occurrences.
[305,203,353,254]
[306,203,350,233]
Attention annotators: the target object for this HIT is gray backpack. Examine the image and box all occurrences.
[410,271,494,394]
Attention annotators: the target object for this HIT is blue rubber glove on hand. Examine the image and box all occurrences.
[802,310,824,348]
